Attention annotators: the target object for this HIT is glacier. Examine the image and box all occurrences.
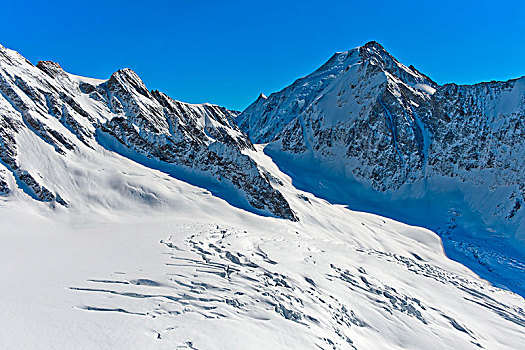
[0,42,524,349]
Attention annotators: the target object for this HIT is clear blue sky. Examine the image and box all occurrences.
[2,0,524,110]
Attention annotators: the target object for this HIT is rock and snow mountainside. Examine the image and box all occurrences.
[237,41,525,228]
[0,44,295,220]
[237,41,525,293]
[1,43,525,349]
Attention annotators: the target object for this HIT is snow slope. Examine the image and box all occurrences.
[1,144,525,349]
[0,43,524,349]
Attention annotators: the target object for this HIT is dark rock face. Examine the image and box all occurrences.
[0,44,296,220]
[420,80,525,219]
[0,174,8,195]
[98,69,296,220]
[0,69,65,204]
[237,41,525,231]
[239,42,437,189]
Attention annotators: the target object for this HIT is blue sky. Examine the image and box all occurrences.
[2,0,524,110]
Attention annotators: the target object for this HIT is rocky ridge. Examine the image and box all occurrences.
[0,44,296,220]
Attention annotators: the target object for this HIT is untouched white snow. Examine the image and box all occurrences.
[67,73,108,86]
[1,139,525,349]
[413,83,437,95]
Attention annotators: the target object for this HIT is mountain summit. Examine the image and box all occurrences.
[237,41,525,295]
[237,40,525,233]
[237,41,437,144]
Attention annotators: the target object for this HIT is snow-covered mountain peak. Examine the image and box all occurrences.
[36,60,66,75]
[357,41,437,91]
[361,39,383,49]
[237,40,436,144]
[108,67,152,99]
[358,40,391,61]
[0,43,297,220]
[0,43,32,67]
[237,40,525,297]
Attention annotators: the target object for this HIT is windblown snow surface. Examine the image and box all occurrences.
[1,141,525,349]
[0,42,524,349]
